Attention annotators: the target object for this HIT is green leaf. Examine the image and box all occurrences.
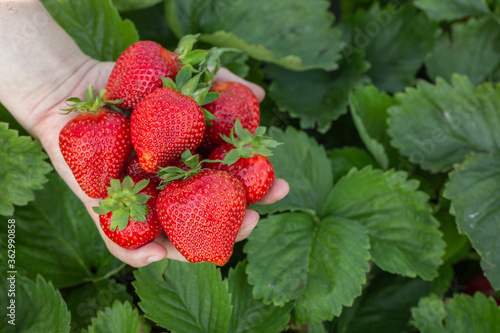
[133,260,232,332]
[228,260,292,333]
[245,213,371,324]
[410,294,447,333]
[388,75,500,172]
[411,293,500,333]
[1,173,124,288]
[0,122,52,216]
[426,17,500,86]
[252,127,333,215]
[341,3,437,92]
[112,0,162,12]
[327,147,378,183]
[324,167,445,280]
[65,279,133,332]
[333,270,431,333]
[83,301,150,333]
[348,85,399,169]
[165,0,343,70]
[12,276,70,333]
[414,0,490,21]
[264,52,370,133]
[443,153,500,290]
[44,0,138,61]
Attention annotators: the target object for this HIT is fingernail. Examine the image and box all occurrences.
[147,256,163,263]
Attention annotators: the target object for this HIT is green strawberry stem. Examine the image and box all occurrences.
[61,84,123,115]
[92,176,152,232]
[221,119,283,165]
[175,34,207,69]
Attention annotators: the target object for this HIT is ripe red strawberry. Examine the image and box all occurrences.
[126,156,162,185]
[207,120,281,205]
[465,273,500,305]
[93,176,162,249]
[156,152,246,265]
[104,35,206,110]
[59,86,132,198]
[130,87,205,172]
[199,81,260,153]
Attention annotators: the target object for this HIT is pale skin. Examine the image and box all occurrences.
[0,0,289,267]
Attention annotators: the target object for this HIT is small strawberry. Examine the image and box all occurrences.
[156,151,246,266]
[104,35,207,110]
[92,176,162,249]
[59,85,133,198]
[130,68,218,172]
[207,119,281,205]
[199,81,260,153]
[125,156,162,185]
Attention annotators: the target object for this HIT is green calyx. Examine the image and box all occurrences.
[221,119,283,166]
[161,67,219,126]
[175,34,207,69]
[92,176,152,232]
[157,150,222,189]
[61,84,123,115]
[157,150,203,189]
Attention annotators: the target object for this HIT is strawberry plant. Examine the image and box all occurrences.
[2,0,500,332]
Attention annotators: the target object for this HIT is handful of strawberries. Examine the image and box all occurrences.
[58,35,281,266]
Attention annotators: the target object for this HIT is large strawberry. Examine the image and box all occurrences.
[208,119,281,205]
[156,151,246,266]
[130,68,217,172]
[93,176,162,249]
[199,81,260,153]
[59,85,133,198]
[104,34,206,110]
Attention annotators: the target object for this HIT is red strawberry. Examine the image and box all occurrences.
[156,152,246,265]
[465,273,500,305]
[104,35,206,110]
[93,176,162,249]
[126,156,162,185]
[207,119,281,205]
[130,87,205,172]
[59,86,132,198]
[199,81,260,153]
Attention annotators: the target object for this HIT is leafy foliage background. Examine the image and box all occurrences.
[1,0,500,331]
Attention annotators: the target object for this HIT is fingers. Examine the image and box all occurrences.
[257,178,290,205]
[236,209,260,242]
[214,67,266,102]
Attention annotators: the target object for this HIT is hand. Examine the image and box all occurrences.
[32,61,289,267]
[0,1,288,267]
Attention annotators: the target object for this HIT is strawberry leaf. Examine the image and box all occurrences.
[323,167,445,280]
[0,122,52,216]
[165,0,343,70]
[44,0,138,61]
[8,276,71,333]
[252,127,333,215]
[82,301,151,333]
[2,173,124,288]
[425,17,500,86]
[411,293,500,333]
[341,3,437,93]
[133,260,232,333]
[327,147,377,183]
[413,0,491,21]
[348,85,399,170]
[199,92,220,106]
[245,212,371,324]
[443,152,500,290]
[388,75,500,172]
[228,260,292,333]
[65,279,133,331]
